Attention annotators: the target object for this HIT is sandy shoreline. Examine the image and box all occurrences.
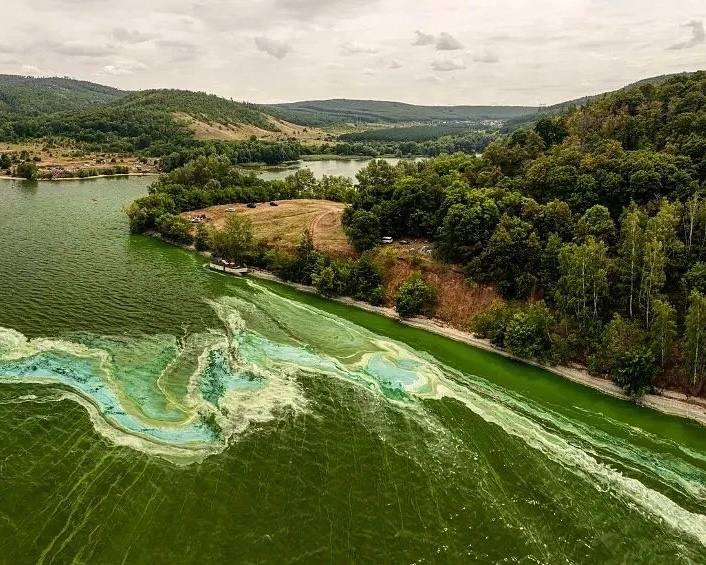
[0,172,159,182]
[247,268,706,427]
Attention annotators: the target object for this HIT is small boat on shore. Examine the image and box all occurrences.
[208,259,249,276]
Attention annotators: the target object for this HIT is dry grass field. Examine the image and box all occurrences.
[373,246,500,329]
[0,141,156,174]
[174,113,330,144]
[183,199,356,256]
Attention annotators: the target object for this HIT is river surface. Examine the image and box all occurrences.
[1,177,706,564]
[252,157,414,181]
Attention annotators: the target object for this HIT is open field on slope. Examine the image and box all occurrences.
[183,199,355,256]
[175,113,331,144]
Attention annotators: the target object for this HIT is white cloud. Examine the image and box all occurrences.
[0,0,702,105]
[431,58,466,72]
[340,42,378,56]
[102,61,147,76]
[112,28,154,44]
[254,36,291,59]
[21,64,43,75]
[436,32,464,51]
[473,50,499,63]
[412,30,435,46]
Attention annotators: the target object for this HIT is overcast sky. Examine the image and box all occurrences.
[0,0,704,105]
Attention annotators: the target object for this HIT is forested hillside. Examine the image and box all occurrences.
[267,99,536,126]
[503,72,688,131]
[0,85,288,156]
[340,71,706,395]
[0,75,125,117]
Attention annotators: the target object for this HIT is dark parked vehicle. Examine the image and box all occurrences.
[269,201,279,207]
[247,203,257,209]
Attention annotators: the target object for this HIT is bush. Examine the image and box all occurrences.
[350,252,383,301]
[264,249,296,279]
[613,348,657,398]
[311,260,351,297]
[471,301,518,347]
[15,161,38,180]
[395,274,438,318]
[209,213,254,264]
[344,209,382,252]
[368,285,386,306]
[503,302,555,362]
[194,224,211,251]
[155,213,194,245]
[589,314,646,376]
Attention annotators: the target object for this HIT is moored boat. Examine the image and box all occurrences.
[208,259,248,276]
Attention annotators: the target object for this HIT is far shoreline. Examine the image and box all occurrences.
[0,172,160,182]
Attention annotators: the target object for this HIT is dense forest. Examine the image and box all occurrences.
[0,74,125,117]
[266,98,536,126]
[339,124,492,142]
[129,71,706,398]
[340,71,706,396]
[0,88,278,155]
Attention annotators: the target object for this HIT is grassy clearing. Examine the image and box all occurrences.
[183,199,355,257]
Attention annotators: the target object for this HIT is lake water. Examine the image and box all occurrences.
[1,177,706,563]
[252,157,414,181]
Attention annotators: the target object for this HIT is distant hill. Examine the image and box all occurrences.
[0,75,126,117]
[0,79,308,150]
[266,99,537,126]
[503,73,691,131]
[109,89,275,130]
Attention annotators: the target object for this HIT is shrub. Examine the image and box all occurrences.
[613,348,657,398]
[344,209,382,252]
[264,249,296,279]
[395,274,438,318]
[367,285,386,306]
[15,161,38,180]
[471,301,518,347]
[155,213,194,245]
[194,224,211,251]
[350,252,383,301]
[503,302,556,362]
[312,265,338,297]
[209,213,254,264]
[589,314,646,376]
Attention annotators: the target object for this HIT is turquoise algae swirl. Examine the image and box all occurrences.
[1,279,706,549]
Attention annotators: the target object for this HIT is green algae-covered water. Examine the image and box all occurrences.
[1,178,706,564]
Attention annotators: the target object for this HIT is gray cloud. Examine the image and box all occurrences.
[0,0,703,106]
[53,41,114,58]
[473,50,499,63]
[102,61,147,76]
[112,28,154,44]
[431,58,466,72]
[668,20,705,50]
[340,42,379,56]
[254,37,291,59]
[412,30,436,46]
[436,32,464,51]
